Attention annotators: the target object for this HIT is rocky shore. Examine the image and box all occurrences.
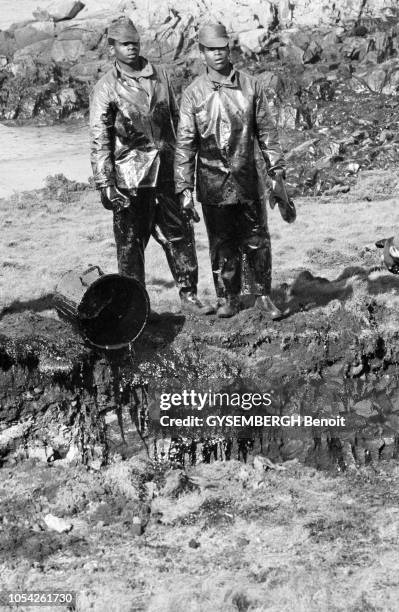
[1,0,399,195]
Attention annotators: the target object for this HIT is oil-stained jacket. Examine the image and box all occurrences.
[174,69,285,205]
[90,59,178,190]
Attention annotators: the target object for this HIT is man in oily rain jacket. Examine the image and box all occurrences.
[174,23,287,319]
[89,17,214,316]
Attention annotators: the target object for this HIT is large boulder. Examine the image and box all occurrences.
[361,66,388,93]
[278,43,304,64]
[321,28,344,47]
[285,139,319,162]
[70,59,110,82]
[303,39,322,63]
[226,0,276,33]
[13,39,54,61]
[123,1,171,29]
[341,36,369,61]
[51,37,86,62]
[141,14,197,64]
[0,31,16,57]
[320,43,342,67]
[302,68,336,100]
[55,22,104,51]
[367,30,393,63]
[381,65,399,95]
[279,29,312,50]
[41,0,85,22]
[13,22,55,49]
[238,28,268,54]
[8,55,38,79]
[354,59,399,94]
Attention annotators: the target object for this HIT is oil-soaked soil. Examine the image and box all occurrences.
[2,269,399,471]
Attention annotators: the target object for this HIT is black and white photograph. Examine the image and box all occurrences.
[1,0,399,610]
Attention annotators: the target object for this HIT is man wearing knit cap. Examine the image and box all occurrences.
[175,23,291,319]
[90,17,214,316]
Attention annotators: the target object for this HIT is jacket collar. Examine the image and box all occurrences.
[206,65,237,89]
[114,57,154,80]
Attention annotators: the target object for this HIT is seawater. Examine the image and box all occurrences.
[0,123,91,197]
[0,0,40,29]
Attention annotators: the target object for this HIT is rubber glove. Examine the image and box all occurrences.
[179,189,200,223]
[269,169,296,224]
[101,185,130,212]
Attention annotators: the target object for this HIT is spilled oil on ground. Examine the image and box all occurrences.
[2,273,399,471]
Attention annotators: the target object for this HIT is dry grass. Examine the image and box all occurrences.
[349,170,399,202]
[0,187,215,314]
[1,457,399,611]
[1,170,399,318]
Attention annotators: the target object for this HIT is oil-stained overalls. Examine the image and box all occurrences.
[174,68,285,299]
[90,59,198,294]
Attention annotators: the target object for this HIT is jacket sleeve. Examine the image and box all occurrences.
[174,88,198,194]
[89,80,115,189]
[254,81,286,177]
[162,67,180,135]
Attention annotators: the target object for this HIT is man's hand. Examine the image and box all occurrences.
[269,169,296,224]
[270,169,288,206]
[179,189,200,223]
[101,185,130,212]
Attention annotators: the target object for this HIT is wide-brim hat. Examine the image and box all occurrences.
[198,23,229,48]
[107,18,140,43]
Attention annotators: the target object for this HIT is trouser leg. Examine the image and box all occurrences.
[152,186,198,296]
[112,188,156,285]
[238,199,272,295]
[202,204,241,298]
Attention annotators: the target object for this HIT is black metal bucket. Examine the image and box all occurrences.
[54,266,149,350]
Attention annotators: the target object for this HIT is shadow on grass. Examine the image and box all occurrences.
[136,312,186,348]
[274,266,399,317]
[0,294,55,321]
[148,277,175,289]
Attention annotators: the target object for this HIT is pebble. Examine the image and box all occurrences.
[44,513,73,534]
[131,516,143,536]
[144,481,156,499]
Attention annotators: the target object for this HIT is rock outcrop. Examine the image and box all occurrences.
[1,0,399,194]
[33,0,86,23]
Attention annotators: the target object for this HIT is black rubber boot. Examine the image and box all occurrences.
[180,292,216,315]
[148,309,162,323]
[255,295,283,320]
[216,296,240,318]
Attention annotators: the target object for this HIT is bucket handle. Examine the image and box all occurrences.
[79,265,104,288]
